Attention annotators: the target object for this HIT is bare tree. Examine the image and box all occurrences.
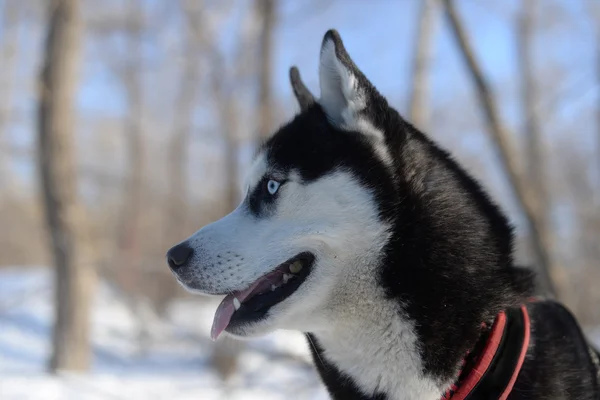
[256,0,276,141]
[587,0,600,323]
[443,0,562,297]
[37,0,94,372]
[166,1,202,238]
[597,37,600,206]
[597,46,600,207]
[115,0,145,295]
[408,0,439,131]
[0,0,19,191]
[209,0,260,212]
[593,1,600,205]
[517,0,557,285]
[207,50,240,213]
[223,103,241,213]
[597,35,600,231]
[518,0,546,210]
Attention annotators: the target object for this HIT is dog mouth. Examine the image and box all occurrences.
[211,252,315,340]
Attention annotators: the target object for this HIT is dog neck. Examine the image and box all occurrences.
[309,283,449,400]
[309,287,532,400]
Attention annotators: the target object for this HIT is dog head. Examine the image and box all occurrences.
[166,30,405,339]
[166,30,533,353]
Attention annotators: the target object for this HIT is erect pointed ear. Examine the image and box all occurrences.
[318,29,384,131]
[289,66,315,111]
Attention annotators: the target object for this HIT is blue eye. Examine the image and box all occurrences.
[267,179,280,195]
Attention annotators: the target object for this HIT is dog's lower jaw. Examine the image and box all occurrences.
[310,296,446,400]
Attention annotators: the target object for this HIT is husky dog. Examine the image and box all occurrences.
[167,30,600,400]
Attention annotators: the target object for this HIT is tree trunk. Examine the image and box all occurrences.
[210,49,240,213]
[517,0,557,294]
[110,0,151,354]
[409,0,439,131]
[519,0,545,205]
[116,0,144,293]
[0,1,19,191]
[38,0,94,372]
[443,0,561,297]
[223,104,239,212]
[594,3,600,280]
[256,0,276,141]
[167,3,201,239]
[596,13,600,207]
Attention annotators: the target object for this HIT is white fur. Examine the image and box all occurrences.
[318,39,393,167]
[243,152,268,194]
[182,155,391,330]
[315,293,442,400]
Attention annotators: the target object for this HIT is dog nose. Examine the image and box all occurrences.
[167,243,193,269]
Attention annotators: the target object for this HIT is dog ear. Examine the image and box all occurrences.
[318,29,384,131]
[289,66,315,111]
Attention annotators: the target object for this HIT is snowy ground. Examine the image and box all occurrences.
[2,268,599,400]
[0,268,327,400]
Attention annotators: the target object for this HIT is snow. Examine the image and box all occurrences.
[3,268,598,400]
[0,268,327,400]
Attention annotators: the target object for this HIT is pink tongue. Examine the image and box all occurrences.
[211,295,236,341]
[211,271,285,340]
[210,280,265,340]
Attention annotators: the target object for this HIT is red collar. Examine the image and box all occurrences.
[441,305,531,400]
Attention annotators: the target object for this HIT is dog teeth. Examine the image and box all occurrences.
[271,284,278,291]
[283,274,292,284]
[289,261,303,274]
[233,297,241,311]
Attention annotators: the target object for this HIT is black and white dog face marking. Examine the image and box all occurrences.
[165,30,600,400]
[167,30,398,341]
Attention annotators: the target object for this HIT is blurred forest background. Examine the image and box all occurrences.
[0,0,599,398]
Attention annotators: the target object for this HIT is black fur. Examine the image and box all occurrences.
[379,122,536,381]
[289,66,315,111]
[247,175,281,217]
[510,301,600,400]
[270,30,600,399]
[262,105,397,223]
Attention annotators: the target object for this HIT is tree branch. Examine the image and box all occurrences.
[409,0,440,131]
[256,0,276,140]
